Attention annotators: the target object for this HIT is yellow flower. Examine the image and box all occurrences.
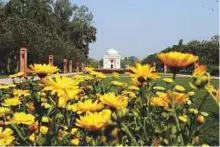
[9,72,24,78]
[90,71,106,79]
[178,115,187,123]
[127,63,159,85]
[0,85,9,90]
[188,108,198,115]
[200,112,209,117]
[128,85,139,91]
[42,116,49,123]
[13,89,30,97]
[112,72,120,79]
[193,65,207,77]
[0,107,11,117]
[3,97,21,107]
[71,138,80,145]
[157,52,198,67]
[67,104,77,112]
[75,99,104,113]
[0,127,15,146]
[151,91,189,109]
[111,81,127,87]
[29,64,59,78]
[99,93,128,109]
[153,86,165,91]
[29,133,36,143]
[162,78,174,84]
[150,97,169,109]
[71,128,78,135]
[122,91,136,99]
[76,109,112,131]
[202,144,209,147]
[40,126,48,134]
[188,91,195,96]
[42,74,80,97]
[41,103,52,109]
[84,67,94,73]
[10,112,35,125]
[8,84,16,88]
[174,85,185,92]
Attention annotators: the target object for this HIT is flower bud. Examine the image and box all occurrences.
[194,136,199,144]
[197,115,205,124]
[111,127,119,138]
[116,108,128,119]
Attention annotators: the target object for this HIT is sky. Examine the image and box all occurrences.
[72,0,219,60]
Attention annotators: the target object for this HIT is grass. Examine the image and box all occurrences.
[0,75,8,79]
[103,76,219,145]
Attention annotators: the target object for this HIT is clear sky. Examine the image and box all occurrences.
[72,0,219,60]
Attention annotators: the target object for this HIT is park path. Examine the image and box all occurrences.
[0,72,219,84]
[0,72,82,84]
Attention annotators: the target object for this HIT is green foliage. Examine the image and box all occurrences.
[0,0,96,74]
[87,58,99,68]
[142,36,219,75]
[121,56,140,68]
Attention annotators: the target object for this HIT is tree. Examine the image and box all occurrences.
[142,35,219,75]
[0,0,96,74]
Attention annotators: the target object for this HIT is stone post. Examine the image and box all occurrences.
[63,59,68,73]
[49,55,54,65]
[76,60,79,72]
[20,48,27,76]
[164,64,167,73]
[69,60,73,73]
[153,62,156,71]
[194,61,199,70]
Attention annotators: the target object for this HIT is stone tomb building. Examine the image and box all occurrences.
[103,48,121,69]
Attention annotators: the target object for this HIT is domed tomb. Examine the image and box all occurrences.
[103,48,121,69]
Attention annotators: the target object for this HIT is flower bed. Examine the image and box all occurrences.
[94,68,131,73]
[0,52,218,146]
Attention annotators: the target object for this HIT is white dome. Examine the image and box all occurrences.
[106,48,119,55]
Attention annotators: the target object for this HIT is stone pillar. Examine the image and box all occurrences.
[153,62,156,71]
[63,59,68,73]
[20,48,27,76]
[194,61,199,70]
[164,64,167,73]
[69,60,73,73]
[76,61,79,72]
[49,55,54,65]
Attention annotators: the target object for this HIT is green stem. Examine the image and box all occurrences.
[10,124,28,143]
[173,111,184,145]
[121,122,139,146]
[206,88,219,107]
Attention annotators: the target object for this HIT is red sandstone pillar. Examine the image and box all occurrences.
[194,61,199,70]
[20,48,27,76]
[76,60,79,72]
[69,60,73,73]
[49,55,54,65]
[164,64,167,73]
[63,59,68,73]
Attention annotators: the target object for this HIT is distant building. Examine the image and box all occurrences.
[103,48,121,69]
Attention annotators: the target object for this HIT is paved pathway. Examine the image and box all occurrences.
[0,72,82,84]
[0,72,218,84]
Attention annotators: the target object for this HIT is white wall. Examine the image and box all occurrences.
[103,55,121,69]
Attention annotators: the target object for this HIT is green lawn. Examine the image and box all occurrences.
[104,76,219,145]
[0,75,8,79]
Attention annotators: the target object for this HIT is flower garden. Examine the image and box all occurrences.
[0,51,219,146]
